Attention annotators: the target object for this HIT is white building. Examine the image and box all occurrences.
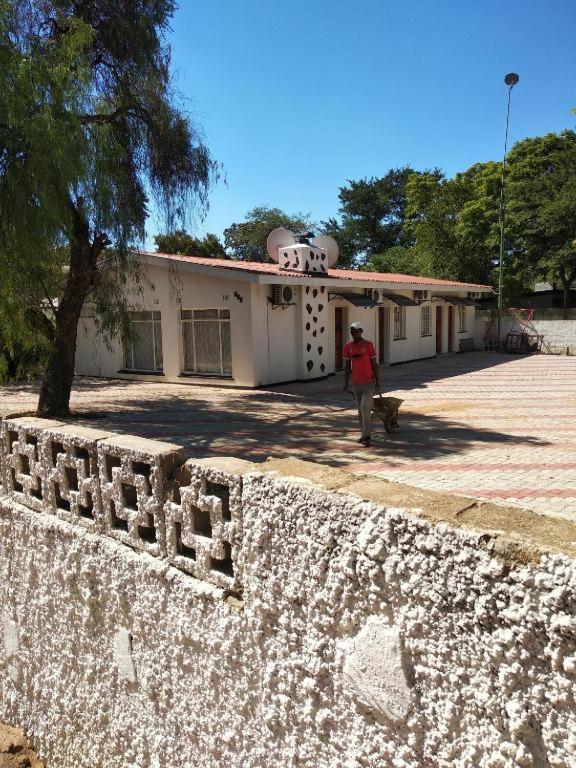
[75,249,493,388]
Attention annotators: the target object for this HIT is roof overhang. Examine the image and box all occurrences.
[432,296,478,307]
[328,292,378,308]
[380,293,418,307]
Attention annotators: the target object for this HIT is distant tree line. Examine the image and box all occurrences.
[158,130,576,311]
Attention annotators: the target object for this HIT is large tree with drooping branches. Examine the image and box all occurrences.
[0,0,215,415]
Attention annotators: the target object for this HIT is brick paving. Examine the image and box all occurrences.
[2,352,576,522]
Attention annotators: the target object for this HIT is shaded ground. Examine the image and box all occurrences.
[2,352,576,523]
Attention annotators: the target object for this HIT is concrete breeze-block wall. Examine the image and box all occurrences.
[475,310,576,351]
[0,419,575,768]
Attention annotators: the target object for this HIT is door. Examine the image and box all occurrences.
[435,306,442,353]
[448,306,454,352]
[335,307,344,370]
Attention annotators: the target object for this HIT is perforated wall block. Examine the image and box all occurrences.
[164,460,243,591]
[98,434,185,557]
[42,424,115,529]
[2,418,65,511]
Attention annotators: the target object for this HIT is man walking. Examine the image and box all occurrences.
[343,322,380,447]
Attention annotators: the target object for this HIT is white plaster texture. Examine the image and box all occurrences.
[341,618,411,723]
[0,452,575,767]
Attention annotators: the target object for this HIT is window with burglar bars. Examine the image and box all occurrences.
[123,311,163,372]
[420,305,432,337]
[458,306,467,333]
[393,306,406,340]
[181,309,232,376]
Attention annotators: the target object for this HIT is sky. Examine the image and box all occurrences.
[148,0,576,245]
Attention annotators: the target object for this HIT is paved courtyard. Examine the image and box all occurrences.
[2,352,576,522]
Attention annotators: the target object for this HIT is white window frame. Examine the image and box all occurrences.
[393,306,406,340]
[458,306,467,333]
[420,305,432,337]
[123,311,163,372]
[181,308,232,377]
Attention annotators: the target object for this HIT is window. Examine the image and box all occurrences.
[181,309,232,376]
[458,306,467,333]
[420,305,432,337]
[393,306,406,340]
[123,311,163,372]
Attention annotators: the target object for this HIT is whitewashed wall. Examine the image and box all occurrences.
[75,262,482,389]
[0,419,575,768]
[76,263,256,386]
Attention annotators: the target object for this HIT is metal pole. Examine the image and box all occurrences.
[497,73,519,343]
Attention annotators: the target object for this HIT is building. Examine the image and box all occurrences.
[75,248,493,387]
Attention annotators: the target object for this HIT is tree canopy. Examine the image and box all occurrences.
[322,168,420,267]
[506,130,576,313]
[0,0,215,414]
[154,230,227,259]
[223,206,314,261]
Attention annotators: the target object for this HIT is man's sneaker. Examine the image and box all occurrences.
[359,436,371,447]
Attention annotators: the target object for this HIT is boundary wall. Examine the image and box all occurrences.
[475,309,576,353]
[0,417,575,768]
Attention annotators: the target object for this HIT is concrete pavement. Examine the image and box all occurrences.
[2,352,575,522]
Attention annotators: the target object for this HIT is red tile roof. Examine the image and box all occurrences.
[144,252,492,290]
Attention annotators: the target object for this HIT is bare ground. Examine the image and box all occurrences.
[0,724,44,768]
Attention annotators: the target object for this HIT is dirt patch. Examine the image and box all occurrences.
[0,723,44,768]
[261,457,576,564]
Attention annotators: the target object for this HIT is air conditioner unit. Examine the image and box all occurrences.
[270,285,294,305]
[414,290,429,303]
[468,291,482,299]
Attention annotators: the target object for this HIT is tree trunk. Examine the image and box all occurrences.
[36,294,84,417]
[37,246,91,417]
[37,200,105,417]
[564,283,570,320]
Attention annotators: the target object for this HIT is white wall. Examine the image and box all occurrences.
[0,425,575,768]
[76,264,257,387]
[76,266,484,389]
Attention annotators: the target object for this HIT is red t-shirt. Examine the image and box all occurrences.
[343,339,376,384]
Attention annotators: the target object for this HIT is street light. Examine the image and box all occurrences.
[497,72,520,343]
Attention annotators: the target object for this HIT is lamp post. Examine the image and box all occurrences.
[497,72,519,343]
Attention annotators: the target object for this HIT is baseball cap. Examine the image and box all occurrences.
[350,322,363,330]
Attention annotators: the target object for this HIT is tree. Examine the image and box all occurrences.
[506,131,576,316]
[154,230,226,258]
[223,206,315,261]
[0,0,214,416]
[331,168,425,265]
[398,163,502,286]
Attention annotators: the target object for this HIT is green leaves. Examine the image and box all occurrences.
[0,1,215,407]
[223,206,315,262]
[506,131,576,310]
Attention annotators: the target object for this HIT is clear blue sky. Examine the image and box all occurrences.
[149,0,576,244]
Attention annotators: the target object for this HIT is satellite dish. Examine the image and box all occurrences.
[266,228,294,263]
[310,234,339,268]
